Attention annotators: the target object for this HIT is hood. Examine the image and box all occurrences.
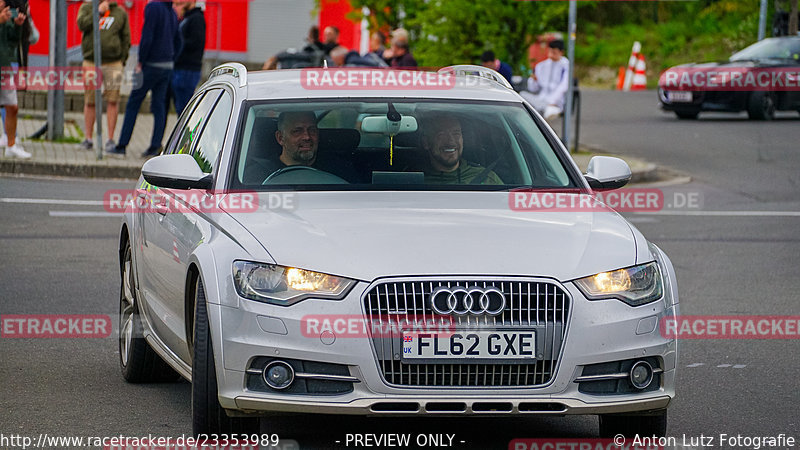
[225,191,641,282]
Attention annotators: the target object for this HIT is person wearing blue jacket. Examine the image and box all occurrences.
[109,0,180,157]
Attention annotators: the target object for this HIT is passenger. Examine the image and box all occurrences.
[421,115,503,185]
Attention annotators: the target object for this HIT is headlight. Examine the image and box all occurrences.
[574,262,663,306]
[233,261,356,306]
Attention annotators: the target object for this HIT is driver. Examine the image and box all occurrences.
[266,111,357,182]
[421,115,503,185]
[275,111,320,166]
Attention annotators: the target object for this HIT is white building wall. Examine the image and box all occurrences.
[247,0,317,64]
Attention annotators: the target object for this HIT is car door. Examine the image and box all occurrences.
[138,89,223,362]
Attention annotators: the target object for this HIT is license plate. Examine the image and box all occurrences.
[402,330,536,361]
[667,91,692,102]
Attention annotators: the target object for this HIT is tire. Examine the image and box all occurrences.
[674,111,699,120]
[747,91,775,120]
[192,277,260,436]
[599,409,668,438]
[119,241,180,383]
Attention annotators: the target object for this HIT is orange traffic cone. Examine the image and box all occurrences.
[616,67,626,90]
[622,41,641,91]
[631,54,647,90]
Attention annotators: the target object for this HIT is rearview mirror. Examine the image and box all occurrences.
[141,154,213,190]
[584,156,631,190]
[361,115,418,135]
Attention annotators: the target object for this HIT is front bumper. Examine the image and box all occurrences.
[212,281,678,416]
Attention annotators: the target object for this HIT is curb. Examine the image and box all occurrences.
[2,146,671,183]
[0,159,141,180]
[1,158,659,183]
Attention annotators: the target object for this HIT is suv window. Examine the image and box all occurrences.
[193,91,233,173]
[167,89,222,157]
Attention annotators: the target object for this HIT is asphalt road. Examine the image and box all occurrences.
[1,94,799,449]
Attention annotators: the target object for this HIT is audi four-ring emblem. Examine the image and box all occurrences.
[429,286,506,316]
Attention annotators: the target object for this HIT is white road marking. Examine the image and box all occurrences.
[686,363,705,368]
[634,210,800,217]
[733,364,747,369]
[48,211,119,217]
[716,364,732,368]
[2,197,105,206]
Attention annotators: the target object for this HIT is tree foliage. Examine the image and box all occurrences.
[343,0,568,72]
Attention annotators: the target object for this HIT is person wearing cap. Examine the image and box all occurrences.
[480,50,513,84]
[520,39,569,120]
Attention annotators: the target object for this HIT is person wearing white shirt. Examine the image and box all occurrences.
[520,39,569,120]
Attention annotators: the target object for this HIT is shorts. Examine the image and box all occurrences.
[0,88,17,106]
[83,60,123,105]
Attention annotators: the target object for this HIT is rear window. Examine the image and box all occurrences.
[230,99,577,191]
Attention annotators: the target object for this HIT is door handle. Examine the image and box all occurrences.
[155,204,169,216]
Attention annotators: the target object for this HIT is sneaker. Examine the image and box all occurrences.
[105,139,117,152]
[4,143,31,158]
[80,139,93,150]
[141,145,162,158]
[106,145,126,156]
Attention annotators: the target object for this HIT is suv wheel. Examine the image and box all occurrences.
[119,241,179,382]
[599,409,667,438]
[192,276,260,436]
[675,110,699,120]
[747,91,775,120]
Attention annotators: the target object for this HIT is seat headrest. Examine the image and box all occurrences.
[248,116,281,159]
[318,128,361,152]
[392,130,420,147]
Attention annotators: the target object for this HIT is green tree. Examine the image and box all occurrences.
[340,0,568,73]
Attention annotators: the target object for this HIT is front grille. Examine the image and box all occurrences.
[363,278,570,387]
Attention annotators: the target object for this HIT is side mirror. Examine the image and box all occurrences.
[584,156,631,190]
[141,154,213,190]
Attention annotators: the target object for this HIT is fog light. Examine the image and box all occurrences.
[263,361,295,390]
[629,361,654,390]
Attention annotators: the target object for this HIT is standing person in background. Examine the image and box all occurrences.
[480,50,513,84]
[109,0,180,158]
[367,31,385,58]
[302,25,323,53]
[387,39,416,69]
[321,26,339,55]
[0,0,30,158]
[520,39,569,120]
[0,0,35,151]
[171,0,204,116]
[77,0,130,152]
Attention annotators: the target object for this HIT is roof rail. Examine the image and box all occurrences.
[437,64,513,90]
[208,62,248,88]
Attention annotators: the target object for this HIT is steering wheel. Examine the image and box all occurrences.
[262,165,348,185]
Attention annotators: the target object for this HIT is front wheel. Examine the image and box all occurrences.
[747,91,775,120]
[192,276,260,436]
[599,409,667,438]
[674,110,699,120]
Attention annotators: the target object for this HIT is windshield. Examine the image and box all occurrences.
[730,38,800,61]
[230,99,577,191]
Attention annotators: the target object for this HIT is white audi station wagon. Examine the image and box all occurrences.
[116,63,679,438]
